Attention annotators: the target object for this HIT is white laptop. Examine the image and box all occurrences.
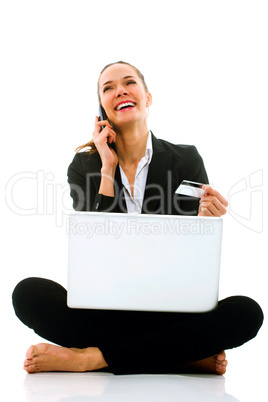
[67,212,223,313]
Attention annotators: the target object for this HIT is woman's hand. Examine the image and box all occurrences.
[93,116,118,170]
[198,185,228,217]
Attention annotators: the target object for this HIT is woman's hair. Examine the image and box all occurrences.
[75,61,149,154]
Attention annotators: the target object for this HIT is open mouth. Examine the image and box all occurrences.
[115,101,136,111]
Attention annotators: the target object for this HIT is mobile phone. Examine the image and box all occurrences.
[98,105,115,149]
[98,105,108,131]
[175,180,207,198]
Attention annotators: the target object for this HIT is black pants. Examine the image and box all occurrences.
[12,277,263,375]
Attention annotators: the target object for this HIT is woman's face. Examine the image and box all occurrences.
[98,64,152,129]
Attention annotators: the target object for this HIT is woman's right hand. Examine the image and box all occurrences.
[93,116,118,171]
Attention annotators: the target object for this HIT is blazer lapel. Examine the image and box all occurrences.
[114,165,127,212]
[142,134,174,214]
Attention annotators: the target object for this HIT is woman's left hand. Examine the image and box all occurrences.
[198,185,228,217]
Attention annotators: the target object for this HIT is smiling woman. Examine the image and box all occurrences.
[12,60,263,376]
[76,61,150,155]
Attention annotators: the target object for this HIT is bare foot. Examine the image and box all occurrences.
[178,351,228,375]
[23,343,109,374]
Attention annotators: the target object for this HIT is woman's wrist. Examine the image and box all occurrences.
[99,166,116,197]
[101,165,117,177]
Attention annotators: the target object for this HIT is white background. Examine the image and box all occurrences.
[1,1,267,401]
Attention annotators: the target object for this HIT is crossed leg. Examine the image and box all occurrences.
[23,343,227,375]
[13,278,263,376]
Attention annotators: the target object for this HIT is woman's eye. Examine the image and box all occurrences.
[103,81,136,93]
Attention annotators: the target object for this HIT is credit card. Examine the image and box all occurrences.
[175,180,207,198]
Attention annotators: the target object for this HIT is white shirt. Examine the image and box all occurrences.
[119,131,153,214]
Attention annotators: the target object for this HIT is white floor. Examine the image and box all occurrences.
[2,358,267,402]
[2,311,267,402]
[13,372,237,402]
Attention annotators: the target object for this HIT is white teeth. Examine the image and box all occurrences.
[116,102,136,111]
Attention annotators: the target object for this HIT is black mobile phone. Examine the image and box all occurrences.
[98,105,108,131]
[98,105,115,149]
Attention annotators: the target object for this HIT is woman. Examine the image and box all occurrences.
[12,61,263,375]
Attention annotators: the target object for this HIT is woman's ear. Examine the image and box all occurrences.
[146,92,153,107]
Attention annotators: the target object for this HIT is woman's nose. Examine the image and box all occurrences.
[115,85,128,97]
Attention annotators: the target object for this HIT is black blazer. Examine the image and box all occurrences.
[67,133,209,216]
